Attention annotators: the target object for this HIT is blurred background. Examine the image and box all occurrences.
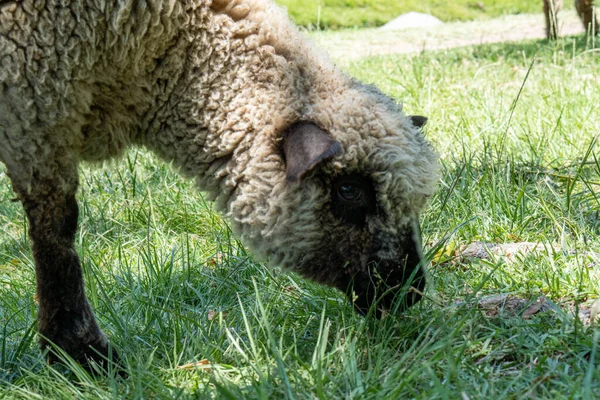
[275,0,562,30]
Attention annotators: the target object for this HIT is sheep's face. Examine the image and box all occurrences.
[278,127,431,318]
[244,108,437,317]
[326,173,426,317]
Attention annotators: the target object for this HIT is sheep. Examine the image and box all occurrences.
[0,0,439,368]
[544,0,598,39]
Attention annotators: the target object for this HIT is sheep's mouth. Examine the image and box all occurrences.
[344,221,426,318]
[347,259,426,319]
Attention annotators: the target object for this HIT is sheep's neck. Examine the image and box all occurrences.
[138,0,342,207]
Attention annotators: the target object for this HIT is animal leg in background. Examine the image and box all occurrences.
[575,0,599,35]
[544,0,563,39]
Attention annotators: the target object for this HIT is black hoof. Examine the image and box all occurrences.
[43,337,126,377]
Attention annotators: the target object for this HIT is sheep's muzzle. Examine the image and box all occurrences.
[345,221,426,319]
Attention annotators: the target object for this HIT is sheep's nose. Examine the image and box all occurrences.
[351,260,426,318]
[349,219,426,317]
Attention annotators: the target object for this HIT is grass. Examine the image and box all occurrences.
[276,0,562,30]
[1,32,600,400]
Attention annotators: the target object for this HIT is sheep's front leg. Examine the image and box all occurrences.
[20,183,117,368]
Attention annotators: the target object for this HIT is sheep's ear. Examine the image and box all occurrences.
[409,115,428,129]
[282,122,342,182]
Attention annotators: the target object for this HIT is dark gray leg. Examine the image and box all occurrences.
[15,175,117,368]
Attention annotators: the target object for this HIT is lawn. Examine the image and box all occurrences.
[1,23,600,400]
[276,0,563,29]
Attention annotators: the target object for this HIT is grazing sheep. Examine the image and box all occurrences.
[0,0,439,367]
[544,0,598,39]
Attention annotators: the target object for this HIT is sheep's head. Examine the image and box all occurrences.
[226,84,439,318]
[282,116,432,317]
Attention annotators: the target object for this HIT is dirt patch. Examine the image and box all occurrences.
[433,240,600,267]
[459,241,558,261]
[313,11,586,59]
[453,294,600,326]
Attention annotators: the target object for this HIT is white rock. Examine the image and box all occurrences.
[380,12,443,31]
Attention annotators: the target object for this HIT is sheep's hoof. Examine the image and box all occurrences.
[43,336,126,377]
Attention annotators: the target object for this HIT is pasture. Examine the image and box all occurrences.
[277,0,549,29]
[1,6,600,400]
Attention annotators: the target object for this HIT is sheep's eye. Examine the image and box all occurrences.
[331,175,376,227]
[338,183,362,201]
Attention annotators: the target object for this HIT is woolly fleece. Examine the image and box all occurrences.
[0,0,439,292]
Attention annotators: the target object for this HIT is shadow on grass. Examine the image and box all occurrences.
[421,34,600,65]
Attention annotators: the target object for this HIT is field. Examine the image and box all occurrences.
[1,8,600,400]
[276,0,561,29]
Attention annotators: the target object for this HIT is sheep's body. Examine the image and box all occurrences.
[0,0,438,366]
